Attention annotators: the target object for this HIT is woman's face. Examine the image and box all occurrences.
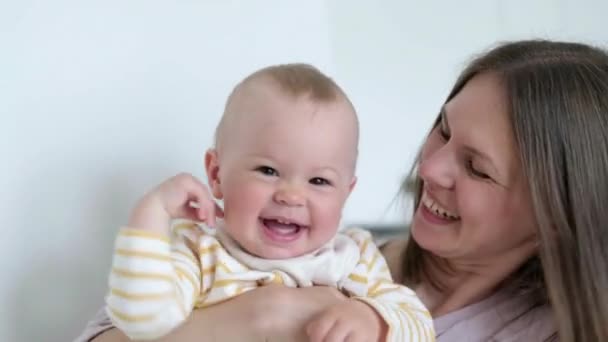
[411,72,538,265]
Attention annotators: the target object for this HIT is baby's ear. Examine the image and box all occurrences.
[348,176,357,194]
[204,149,223,199]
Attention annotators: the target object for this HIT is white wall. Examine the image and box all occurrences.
[328,0,608,224]
[1,1,606,341]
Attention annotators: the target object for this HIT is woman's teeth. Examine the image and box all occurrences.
[422,192,460,220]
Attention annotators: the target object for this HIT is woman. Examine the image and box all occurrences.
[79,39,608,341]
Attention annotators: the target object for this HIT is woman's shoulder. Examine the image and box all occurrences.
[436,287,556,341]
[492,299,556,342]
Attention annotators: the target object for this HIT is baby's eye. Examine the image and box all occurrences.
[309,177,331,186]
[256,166,278,176]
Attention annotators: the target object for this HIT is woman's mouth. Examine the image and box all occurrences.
[420,191,460,224]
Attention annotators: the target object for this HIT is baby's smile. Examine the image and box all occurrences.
[259,215,309,243]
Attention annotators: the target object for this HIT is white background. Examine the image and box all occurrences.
[1,1,607,341]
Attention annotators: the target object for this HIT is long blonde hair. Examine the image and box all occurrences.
[402,40,608,341]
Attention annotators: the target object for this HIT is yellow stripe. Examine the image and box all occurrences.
[120,229,170,242]
[175,266,200,293]
[272,271,284,285]
[201,265,216,275]
[112,268,173,282]
[108,307,156,323]
[360,239,370,255]
[175,266,201,309]
[367,251,381,272]
[115,249,172,261]
[173,222,198,232]
[396,305,409,341]
[217,261,232,273]
[199,244,220,255]
[173,249,200,267]
[421,319,431,341]
[398,303,432,319]
[356,238,377,271]
[213,279,239,288]
[348,273,368,284]
[368,279,393,296]
[370,286,401,298]
[172,283,189,319]
[110,288,173,301]
[399,304,422,339]
[190,289,198,308]
[234,285,248,295]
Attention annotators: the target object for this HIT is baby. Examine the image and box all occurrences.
[105,64,434,341]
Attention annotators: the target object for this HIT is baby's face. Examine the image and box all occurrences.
[211,83,358,259]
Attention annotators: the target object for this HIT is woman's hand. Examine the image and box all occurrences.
[92,284,347,342]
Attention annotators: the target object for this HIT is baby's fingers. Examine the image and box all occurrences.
[214,202,224,219]
[188,199,218,227]
[198,198,217,227]
[177,175,214,224]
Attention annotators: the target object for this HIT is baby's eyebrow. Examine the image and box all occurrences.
[314,167,352,181]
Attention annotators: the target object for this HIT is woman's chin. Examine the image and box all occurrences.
[411,210,460,256]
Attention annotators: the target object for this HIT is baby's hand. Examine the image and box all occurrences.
[128,173,224,235]
[306,299,387,342]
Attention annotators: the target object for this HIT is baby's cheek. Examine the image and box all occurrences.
[317,203,344,230]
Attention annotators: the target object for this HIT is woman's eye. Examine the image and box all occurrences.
[466,159,490,179]
[309,177,331,186]
[256,166,278,176]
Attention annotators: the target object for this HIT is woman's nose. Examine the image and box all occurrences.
[418,144,456,190]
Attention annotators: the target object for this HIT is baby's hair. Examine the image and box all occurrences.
[214,63,356,148]
[236,63,344,102]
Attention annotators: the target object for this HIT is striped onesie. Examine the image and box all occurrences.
[105,221,434,341]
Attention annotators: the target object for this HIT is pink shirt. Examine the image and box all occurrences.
[434,286,556,341]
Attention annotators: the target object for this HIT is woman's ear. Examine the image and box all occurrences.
[205,149,223,199]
